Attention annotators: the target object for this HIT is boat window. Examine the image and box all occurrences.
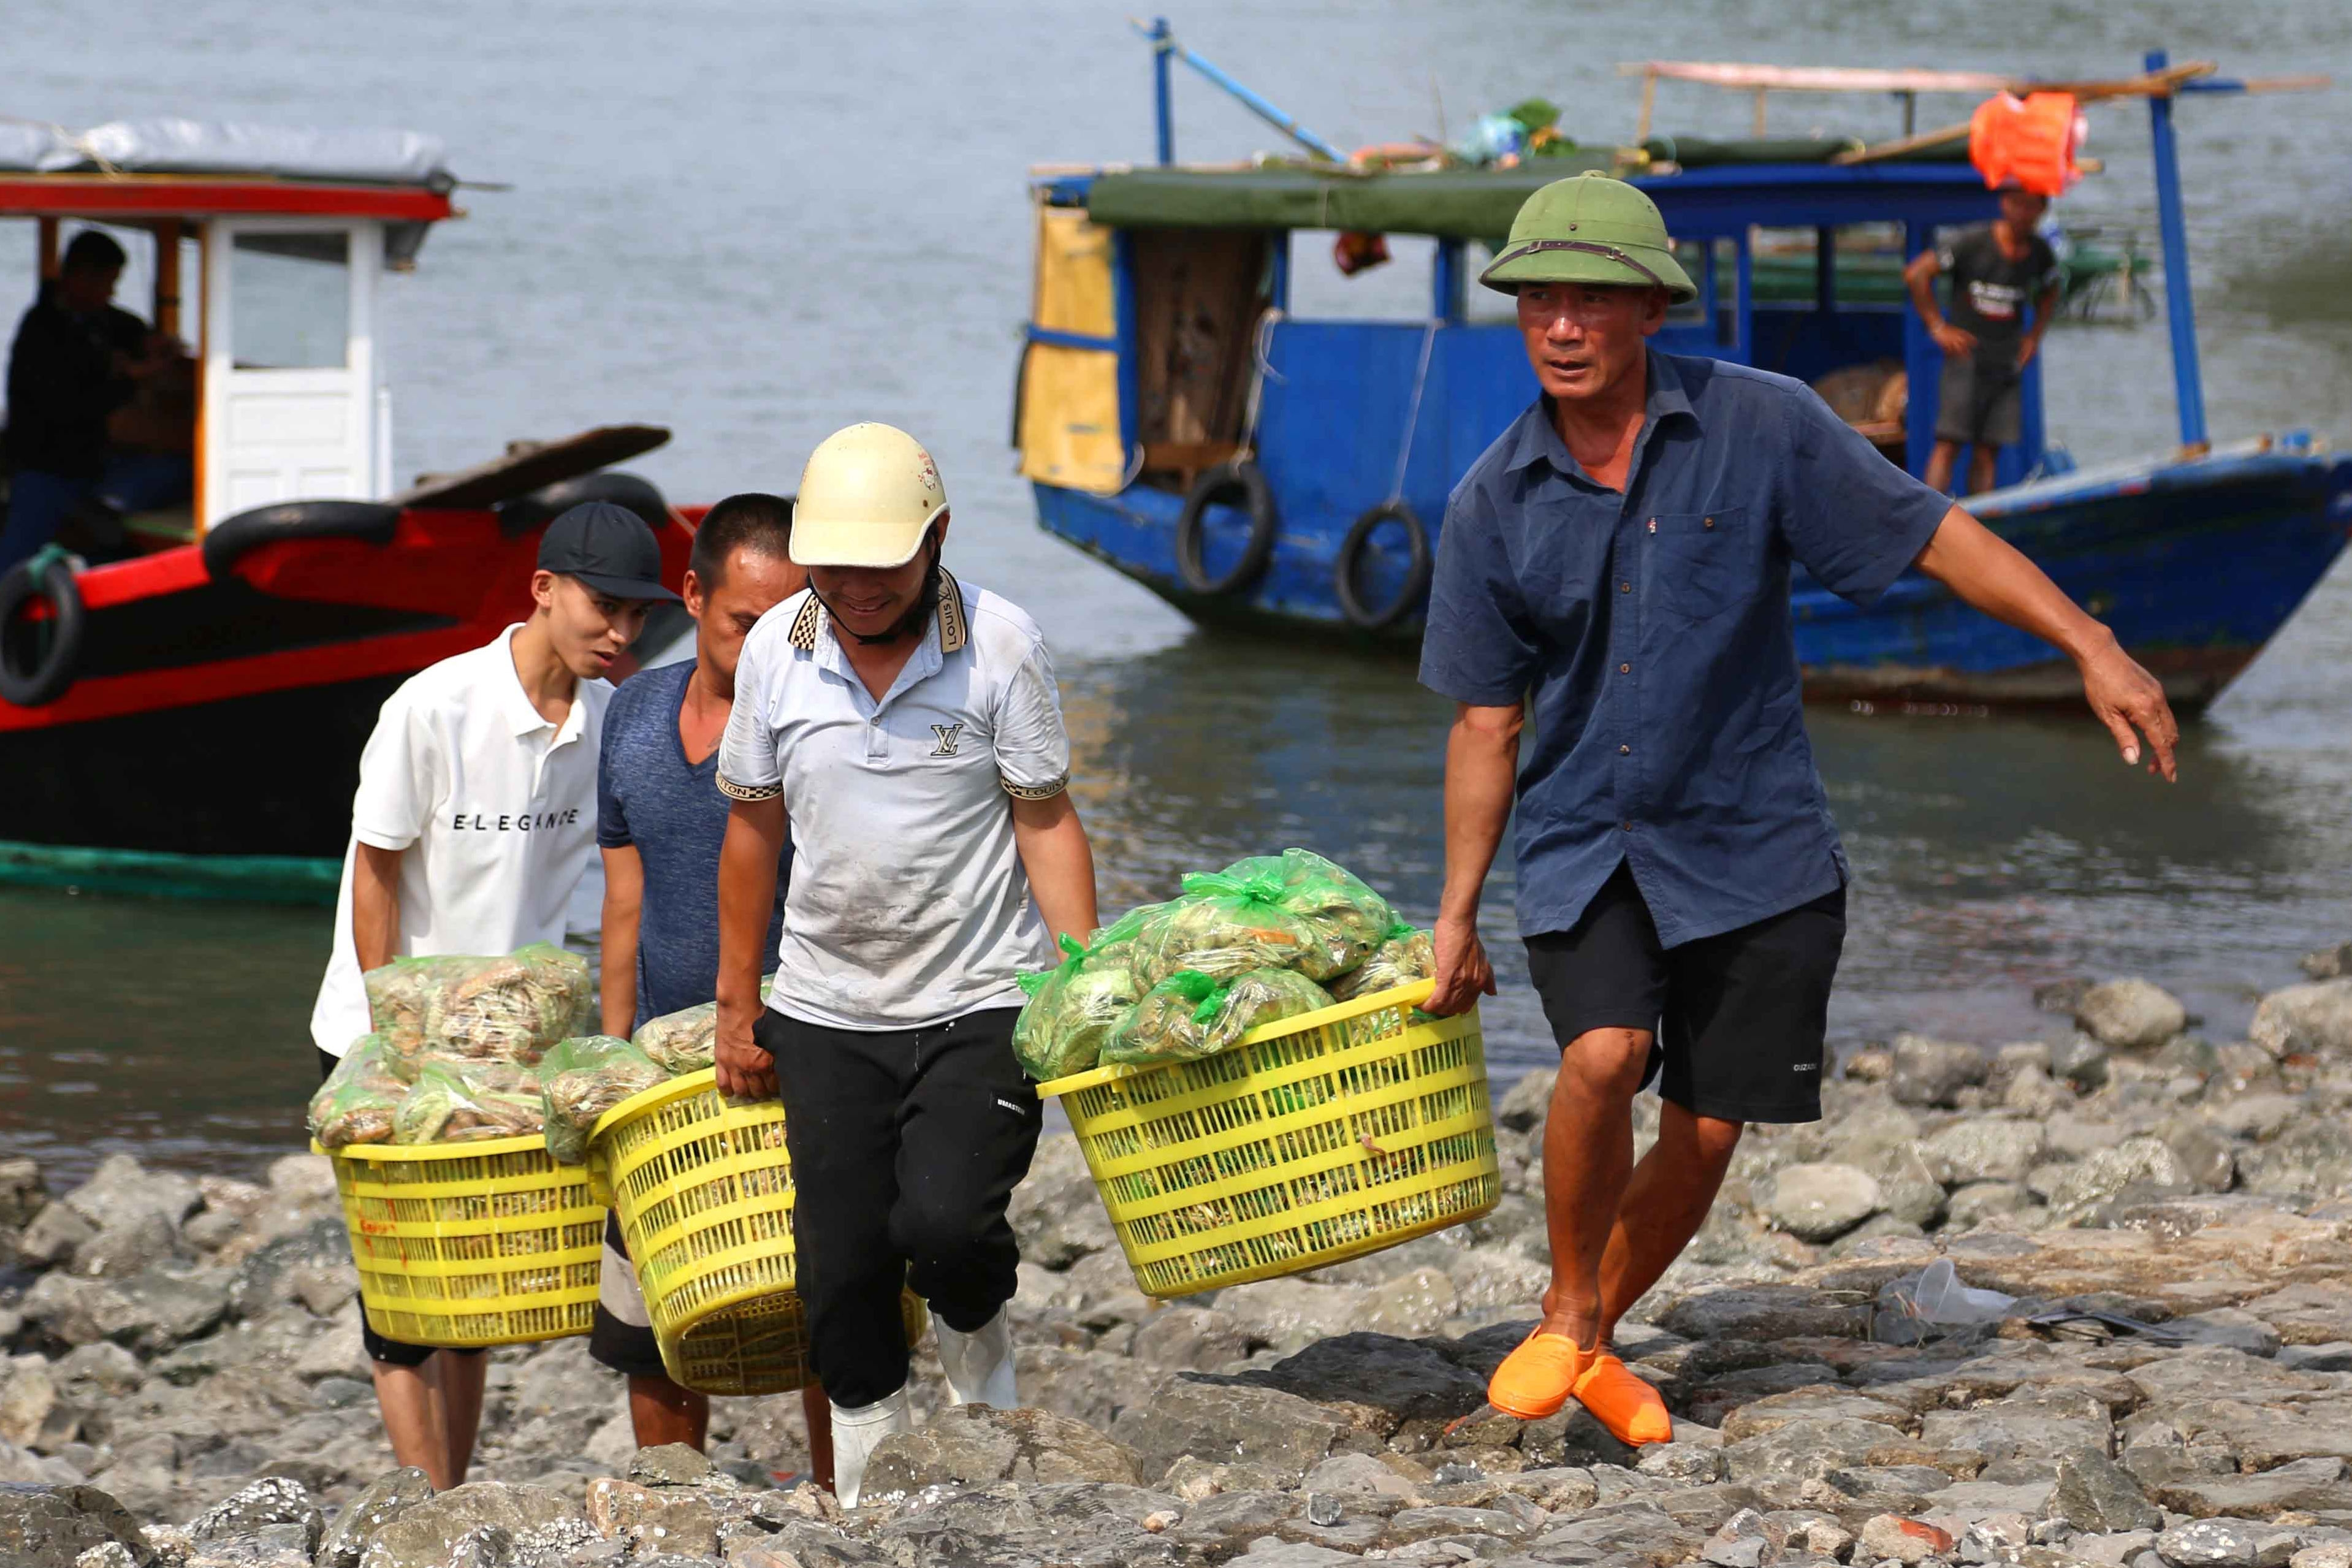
[230,231,350,370]
[1286,233,1445,322]
[1749,223,1910,312]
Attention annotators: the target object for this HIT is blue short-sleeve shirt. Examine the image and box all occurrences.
[1418,348,1950,946]
[597,661,790,1028]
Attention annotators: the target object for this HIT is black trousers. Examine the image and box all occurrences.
[755,1005,1041,1409]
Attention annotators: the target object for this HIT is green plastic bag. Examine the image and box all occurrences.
[1193,967,1336,1056]
[1328,922,1437,1002]
[1133,873,1330,986]
[308,1033,406,1150]
[1217,849,1396,980]
[1102,970,1221,1065]
[393,1059,545,1145]
[631,975,777,1076]
[1013,933,1144,1083]
[539,1035,665,1165]
[364,943,595,1073]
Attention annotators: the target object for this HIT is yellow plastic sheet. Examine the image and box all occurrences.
[1018,203,1127,495]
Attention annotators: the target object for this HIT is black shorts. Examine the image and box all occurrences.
[588,1212,673,1381]
[1523,862,1846,1124]
[314,1045,487,1369]
[1935,356,2023,447]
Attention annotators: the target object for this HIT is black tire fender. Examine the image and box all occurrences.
[200,500,403,582]
[1174,460,1278,595]
[1333,500,1433,630]
[0,556,86,708]
[496,471,671,539]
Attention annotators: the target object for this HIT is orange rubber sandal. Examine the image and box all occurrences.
[1486,1332,1593,1421]
[1571,1350,1674,1446]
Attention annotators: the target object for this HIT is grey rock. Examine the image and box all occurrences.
[1526,1501,1703,1567]
[1858,1513,1958,1565]
[2169,1309,2283,1359]
[72,1211,181,1283]
[1891,1035,1989,1109]
[0,1158,44,1229]
[2237,1283,2352,1345]
[0,1360,81,1452]
[1216,1279,1373,1358]
[50,1345,140,1401]
[1303,1454,1421,1501]
[1660,1287,1871,1343]
[225,1217,352,1323]
[629,1443,718,1488]
[2044,1138,2193,1216]
[2280,1344,2352,1374]
[1946,1181,2039,1228]
[2154,1518,2303,1568]
[2051,1449,2163,1533]
[0,1483,151,1568]
[1008,1135,1118,1269]
[1132,1307,1250,1372]
[2251,980,2352,1058]
[318,1468,434,1568]
[1924,1121,2050,1186]
[1497,1069,1557,1133]
[2151,1457,2352,1520]
[1638,1442,1727,1482]
[1718,1387,1909,1442]
[1166,1488,1301,1550]
[2303,943,2352,980]
[1016,1345,1163,1431]
[1523,1404,1640,1470]
[2076,981,2189,1051]
[1112,1376,1344,1488]
[2239,1122,2352,1201]
[863,1404,1143,1498]
[354,1483,577,1568]
[1762,1165,1884,1244]
[18,1204,95,1269]
[61,1157,199,1236]
[1721,1418,1900,1483]
[187,1477,322,1554]
[2053,1033,2112,1089]
[2158,1121,2242,1195]
[1225,1542,1364,1567]
[1238,1333,1487,1430]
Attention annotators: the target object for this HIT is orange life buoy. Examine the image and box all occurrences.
[1968,91,2085,197]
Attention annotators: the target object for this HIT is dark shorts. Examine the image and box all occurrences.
[588,1213,673,1381]
[1523,862,1846,1124]
[314,1045,487,1369]
[1935,355,2023,447]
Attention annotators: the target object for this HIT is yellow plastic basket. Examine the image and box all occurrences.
[1037,980,1499,1298]
[316,1135,604,1349]
[588,1069,926,1397]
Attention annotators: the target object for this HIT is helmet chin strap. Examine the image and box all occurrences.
[812,542,942,648]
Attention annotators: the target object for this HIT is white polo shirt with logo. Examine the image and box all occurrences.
[716,574,1069,1030]
[309,624,611,1056]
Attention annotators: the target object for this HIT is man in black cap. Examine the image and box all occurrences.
[307,500,677,1488]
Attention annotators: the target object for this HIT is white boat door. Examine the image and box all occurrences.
[198,218,386,527]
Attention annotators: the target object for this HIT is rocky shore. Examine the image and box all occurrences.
[12,960,2352,1568]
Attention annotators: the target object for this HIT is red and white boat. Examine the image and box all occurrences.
[0,122,698,900]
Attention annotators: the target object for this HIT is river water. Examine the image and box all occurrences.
[4,0,2350,1184]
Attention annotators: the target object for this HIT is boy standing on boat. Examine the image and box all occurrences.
[1906,185,2063,496]
[1419,173,2177,1446]
[590,491,835,1483]
[711,422,1098,1507]
[308,500,676,1489]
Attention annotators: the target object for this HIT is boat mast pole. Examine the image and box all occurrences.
[1152,17,1175,165]
[1130,18,1345,162]
[2144,47,2208,452]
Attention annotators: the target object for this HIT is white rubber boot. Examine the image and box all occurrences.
[829,1385,913,1509]
[935,1308,1018,1409]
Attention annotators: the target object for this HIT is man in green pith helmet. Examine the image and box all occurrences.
[1418,171,2178,1444]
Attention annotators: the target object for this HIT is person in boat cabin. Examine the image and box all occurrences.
[588,491,835,1483]
[2,229,194,573]
[1905,184,2063,497]
[306,501,676,1490]
[1418,172,2179,1448]
[710,422,1098,1508]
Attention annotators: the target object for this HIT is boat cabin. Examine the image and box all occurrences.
[1022,147,2045,514]
[0,123,457,550]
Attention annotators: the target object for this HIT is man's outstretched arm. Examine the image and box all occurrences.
[1914,505,2179,779]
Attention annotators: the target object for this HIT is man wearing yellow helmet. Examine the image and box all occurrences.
[711,423,1098,1507]
[1419,173,2178,1447]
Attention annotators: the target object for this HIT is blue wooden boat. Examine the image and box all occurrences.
[1014,34,2351,710]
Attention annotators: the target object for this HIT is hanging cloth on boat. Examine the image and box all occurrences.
[1016,203,1128,496]
[1968,92,2085,197]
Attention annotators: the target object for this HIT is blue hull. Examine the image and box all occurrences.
[1035,440,2352,710]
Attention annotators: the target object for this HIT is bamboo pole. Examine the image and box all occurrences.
[1636,69,1657,142]
[1831,62,2217,165]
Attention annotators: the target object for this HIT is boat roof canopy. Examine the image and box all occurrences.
[1070,139,1976,240]
[0,119,460,264]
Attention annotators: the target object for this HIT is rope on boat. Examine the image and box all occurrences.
[1388,319,1440,504]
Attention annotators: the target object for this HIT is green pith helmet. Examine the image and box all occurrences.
[1479,170,1697,303]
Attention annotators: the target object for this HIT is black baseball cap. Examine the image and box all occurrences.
[536,502,679,601]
